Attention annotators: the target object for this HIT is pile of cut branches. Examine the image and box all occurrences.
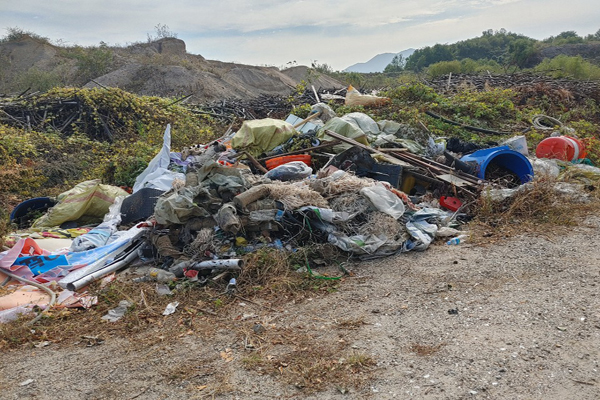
[426,73,600,104]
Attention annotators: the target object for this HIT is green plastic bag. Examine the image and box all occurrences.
[32,180,129,228]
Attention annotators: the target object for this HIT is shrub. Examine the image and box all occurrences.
[427,60,463,78]
[427,58,504,78]
[17,68,63,92]
[146,23,178,42]
[71,44,114,82]
[534,55,600,80]
[0,27,50,44]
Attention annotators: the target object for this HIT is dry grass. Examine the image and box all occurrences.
[473,175,600,236]
[0,248,341,350]
[238,247,341,301]
[238,323,376,393]
[160,354,235,397]
[265,183,329,210]
[0,280,224,349]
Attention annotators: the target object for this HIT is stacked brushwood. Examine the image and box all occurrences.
[187,94,291,123]
[0,87,343,141]
[0,90,124,141]
[426,73,600,104]
[188,88,343,124]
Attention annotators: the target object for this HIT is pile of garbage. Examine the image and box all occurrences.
[2,88,599,323]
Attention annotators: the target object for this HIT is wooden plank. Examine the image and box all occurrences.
[293,111,321,129]
[376,147,409,152]
[324,130,411,167]
[243,151,268,174]
[436,174,472,187]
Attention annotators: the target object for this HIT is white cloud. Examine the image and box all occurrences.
[0,0,598,70]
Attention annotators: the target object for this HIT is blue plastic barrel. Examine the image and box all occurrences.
[460,146,533,184]
[10,197,56,224]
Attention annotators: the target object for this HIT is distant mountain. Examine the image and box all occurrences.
[344,49,415,73]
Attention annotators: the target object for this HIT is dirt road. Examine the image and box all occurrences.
[2,217,600,399]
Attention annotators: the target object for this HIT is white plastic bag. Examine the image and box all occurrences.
[502,136,529,156]
[530,158,560,177]
[360,184,405,219]
[265,161,313,181]
[340,113,380,136]
[132,124,185,193]
[70,196,125,252]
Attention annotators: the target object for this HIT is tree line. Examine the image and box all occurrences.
[384,28,600,74]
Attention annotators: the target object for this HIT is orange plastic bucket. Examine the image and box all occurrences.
[265,155,312,170]
[535,136,587,162]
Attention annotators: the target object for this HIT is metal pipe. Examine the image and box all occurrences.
[58,245,129,289]
[189,259,244,270]
[58,228,147,289]
[66,243,142,291]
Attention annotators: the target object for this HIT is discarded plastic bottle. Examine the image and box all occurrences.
[133,268,176,283]
[150,268,177,282]
[446,234,468,245]
[226,278,237,294]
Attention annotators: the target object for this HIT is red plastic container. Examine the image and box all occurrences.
[440,196,462,212]
[265,155,312,170]
[536,136,587,162]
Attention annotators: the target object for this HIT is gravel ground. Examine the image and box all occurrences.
[1,217,600,399]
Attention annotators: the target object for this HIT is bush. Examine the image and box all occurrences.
[0,27,50,44]
[17,68,63,92]
[534,55,600,80]
[0,87,220,215]
[426,58,503,78]
[147,24,178,42]
[71,44,114,82]
[385,82,441,103]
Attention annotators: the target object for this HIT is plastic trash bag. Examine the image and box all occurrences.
[341,113,380,136]
[102,300,132,322]
[371,134,425,154]
[405,208,451,251]
[327,233,388,255]
[377,120,402,135]
[360,184,405,219]
[231,118,296,156]
[561,163,600,185]
[310,103,337,123]
[215,203,241,234]
[265,161,313,181]
[345,85,390,107]
[154,186,214,225]
[32,180,128,228]
[317,117,370,152]
[296,206,352,223]
[133,124,186,193]
[162,301,179,316]
[502,135,529,156]
[425,137,447,158]
[70,196,125,252]
[530,157,560,177]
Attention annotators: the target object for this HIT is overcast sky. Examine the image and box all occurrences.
[1,0,599,70]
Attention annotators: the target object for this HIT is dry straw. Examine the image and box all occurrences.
[184,228,214,259]
[265,183,328,210]
[319,173,375,197]
[358,211,402,238]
